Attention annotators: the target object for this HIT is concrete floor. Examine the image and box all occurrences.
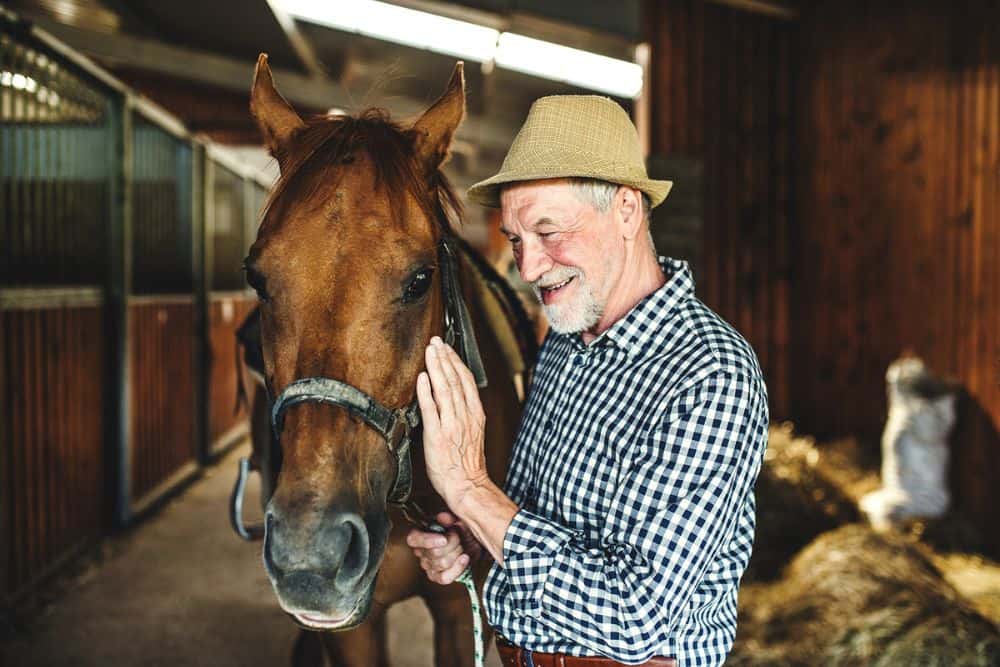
[2,442,502,667]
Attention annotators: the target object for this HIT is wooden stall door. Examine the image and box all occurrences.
[1,302,107,602]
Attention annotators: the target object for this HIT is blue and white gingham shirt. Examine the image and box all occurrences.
[484,257,769,666]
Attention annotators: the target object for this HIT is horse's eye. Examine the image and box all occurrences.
[244,266,270,302]
[403,268,434,303]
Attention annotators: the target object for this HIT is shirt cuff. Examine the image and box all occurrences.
[502,508,583,617]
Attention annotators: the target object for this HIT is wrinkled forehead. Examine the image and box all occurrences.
[499,179,591,232]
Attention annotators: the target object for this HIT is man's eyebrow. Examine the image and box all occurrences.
[500,217,560,237]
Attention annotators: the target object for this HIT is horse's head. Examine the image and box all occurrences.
[244,54,465,630]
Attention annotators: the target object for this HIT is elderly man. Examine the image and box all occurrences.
[408,95,769,667]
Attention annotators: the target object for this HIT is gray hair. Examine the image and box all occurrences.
[567,178,656,256]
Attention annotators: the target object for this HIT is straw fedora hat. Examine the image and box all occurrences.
[467,95,673,209]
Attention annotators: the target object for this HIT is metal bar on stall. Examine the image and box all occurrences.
[203,154,219,458]
[192,142,210,465]
[109,94,134,527]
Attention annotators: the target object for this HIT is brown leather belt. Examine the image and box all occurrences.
[496,636,677,667]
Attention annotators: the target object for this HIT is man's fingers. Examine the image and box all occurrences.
[436,511,458,527]
[406,528,447,549]
[406,528,461,556]
[437,553,471,585]
[424,342,456,426]
[424,541,463,571]
[415,372,441,441]
[432,339,469,407]
[439,342,482,415]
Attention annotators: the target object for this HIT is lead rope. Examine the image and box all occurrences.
[458,568,484,667]
[400,498,484,667]
[423,520,484,667]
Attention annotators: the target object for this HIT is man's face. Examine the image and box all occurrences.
[499,179,624,334]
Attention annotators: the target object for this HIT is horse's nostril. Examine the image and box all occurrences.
[263,513,284,578]
[331,514,369,590]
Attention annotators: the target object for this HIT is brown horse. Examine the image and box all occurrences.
[243,54,531,666]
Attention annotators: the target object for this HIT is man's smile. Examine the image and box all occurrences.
[539,275,576,304]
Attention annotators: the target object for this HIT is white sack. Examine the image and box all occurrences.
[859,357,956,530]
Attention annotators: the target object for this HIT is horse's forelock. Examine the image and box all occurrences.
[260,109,462,236]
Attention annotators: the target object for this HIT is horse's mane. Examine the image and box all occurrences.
[261,108,463,234]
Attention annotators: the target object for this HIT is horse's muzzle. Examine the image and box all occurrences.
[263,504,387,630]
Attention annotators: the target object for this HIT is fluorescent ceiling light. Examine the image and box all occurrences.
[274,1,643,97]
[495,33,643,98]
[278,0,499,62]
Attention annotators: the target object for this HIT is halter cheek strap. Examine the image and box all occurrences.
[439,238,488,389]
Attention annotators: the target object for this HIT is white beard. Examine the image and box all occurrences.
[532,266,605,334]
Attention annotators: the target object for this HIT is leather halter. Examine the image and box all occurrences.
[269,237,488,506]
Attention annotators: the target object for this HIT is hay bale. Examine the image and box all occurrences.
[731,524,1000,666]
[746,424,863,582]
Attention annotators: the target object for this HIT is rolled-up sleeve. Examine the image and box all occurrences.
[500,370,769,664]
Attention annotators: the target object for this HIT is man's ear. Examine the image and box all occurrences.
[617,186,645,240]
[250,53,305,166]
[412,62,466,173]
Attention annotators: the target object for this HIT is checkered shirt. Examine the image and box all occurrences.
[484,257,770,666]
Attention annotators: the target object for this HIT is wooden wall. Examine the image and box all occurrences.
[792,0,999,548]
[646,0,999,551]
[645,0,795,418]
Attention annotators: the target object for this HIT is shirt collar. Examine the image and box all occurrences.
[567,256,694,356]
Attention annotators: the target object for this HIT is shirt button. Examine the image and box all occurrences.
[574,355,586,367]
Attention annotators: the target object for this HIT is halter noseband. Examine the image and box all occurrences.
[268,236,488,506]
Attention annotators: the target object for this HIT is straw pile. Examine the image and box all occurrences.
[730,524,1000,666]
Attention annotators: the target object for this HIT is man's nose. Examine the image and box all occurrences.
[516,237,553,284]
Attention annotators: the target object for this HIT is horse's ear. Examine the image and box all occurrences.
[250,53,305,163]
[412,62,466,172]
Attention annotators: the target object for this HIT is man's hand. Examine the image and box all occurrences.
[415,335,521,565]
[416,336,491,510]
[405,512,484,585]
